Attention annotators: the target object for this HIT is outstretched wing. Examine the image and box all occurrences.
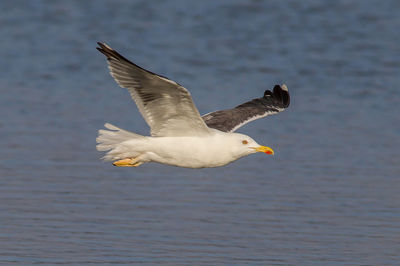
[202,85,290,132]
[97,42,210,137]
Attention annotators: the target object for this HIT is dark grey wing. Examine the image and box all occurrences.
[202,84,290,132]
[97,42,210,137]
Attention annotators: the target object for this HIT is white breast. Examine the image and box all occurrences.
[131,132,244,168]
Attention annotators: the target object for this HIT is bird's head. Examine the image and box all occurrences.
[228,133,274,158]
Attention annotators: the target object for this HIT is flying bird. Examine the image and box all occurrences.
[96,42,290,168]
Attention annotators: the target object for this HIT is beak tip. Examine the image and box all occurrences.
[255,146,274,155]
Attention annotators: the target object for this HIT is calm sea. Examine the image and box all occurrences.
[0,0,399,264]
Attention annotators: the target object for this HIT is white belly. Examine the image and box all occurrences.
[122,133,240,168]
[144,136,237,168]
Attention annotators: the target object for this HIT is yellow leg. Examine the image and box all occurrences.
[113,158,141,167]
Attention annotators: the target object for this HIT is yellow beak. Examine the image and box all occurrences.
[255,146,274,155]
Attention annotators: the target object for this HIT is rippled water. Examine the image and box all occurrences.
[0,0,399,264]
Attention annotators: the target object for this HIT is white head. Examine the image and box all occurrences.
[225,132,274,159]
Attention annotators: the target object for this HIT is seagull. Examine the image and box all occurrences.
[96,42,290,168]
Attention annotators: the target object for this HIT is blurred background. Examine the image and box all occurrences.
[0,0,399,264]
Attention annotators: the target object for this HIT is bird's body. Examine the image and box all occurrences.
[102,128,260,168]
[96,42,289,168]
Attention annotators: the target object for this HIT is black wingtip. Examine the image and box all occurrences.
[96,42,112,58]
[264,84,290,108]
[95,41,176,81]
[96,42,128,63]
[96,42,107,52]
[97,42,109,50]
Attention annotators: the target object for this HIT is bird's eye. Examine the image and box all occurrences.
[242,140,248,145]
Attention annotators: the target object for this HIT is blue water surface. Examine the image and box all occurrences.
[0,0,399,264]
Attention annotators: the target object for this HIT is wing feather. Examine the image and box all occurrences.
[97,42,210,137]
[202,85,290,132]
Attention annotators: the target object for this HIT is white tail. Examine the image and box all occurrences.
[96,123,144,161]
